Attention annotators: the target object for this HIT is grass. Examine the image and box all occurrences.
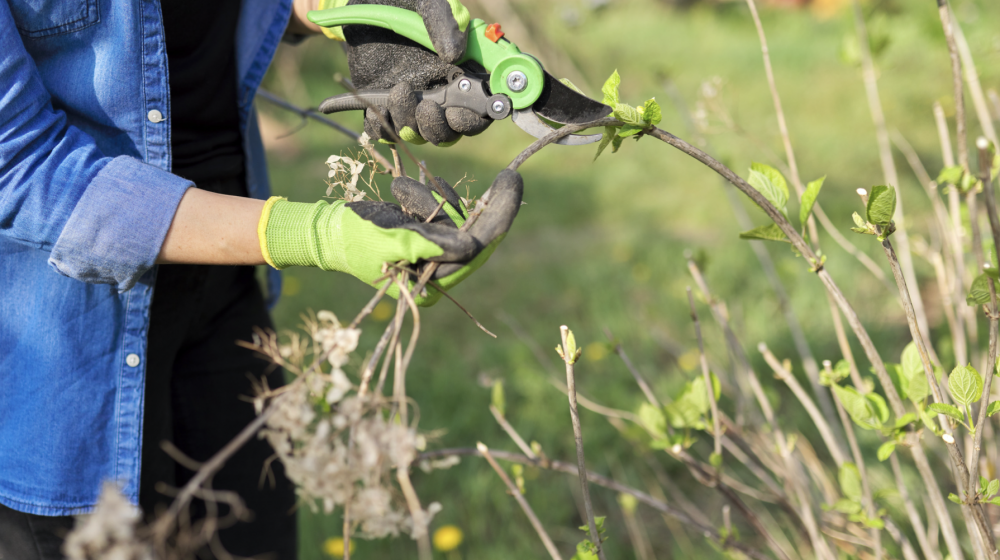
[256,0,1000,557]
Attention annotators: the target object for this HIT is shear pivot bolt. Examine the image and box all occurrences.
[506,71,527,92]
[458,78,471,92]
[492,100,506,113]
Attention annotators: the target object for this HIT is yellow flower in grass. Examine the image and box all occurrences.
[323,537,355,558]
[433,525,464,552]
[371,300,394,321]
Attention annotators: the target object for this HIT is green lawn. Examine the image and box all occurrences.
[256,0,1000,557]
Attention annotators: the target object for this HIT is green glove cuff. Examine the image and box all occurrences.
[260,198,445,287]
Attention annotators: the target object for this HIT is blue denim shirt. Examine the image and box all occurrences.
[0,0,292,515]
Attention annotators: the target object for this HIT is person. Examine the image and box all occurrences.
[0,0,521,557]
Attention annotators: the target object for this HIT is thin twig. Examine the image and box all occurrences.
[426,278,496,338]
[852,0,938,366]
[888,451,939,560]
[559,325,607,560]
[969,139,999,520]
[863,182,993,558]
[396,466,432,560]
[390,145,404,178]
[647,122,969,560]
[687,288,722,470]
[950,8,998,146]
[823,360,885,560]
[938,0,968,171]
[150,391,287,540]
[605,328,661,409]
[421,447,772,560]
[476,442,563,560]
[733,1,850,414]
[255,88,395,174]
[489,404,537,459]
[759,345,847,466]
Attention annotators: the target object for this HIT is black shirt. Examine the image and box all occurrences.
[162,0,245,189]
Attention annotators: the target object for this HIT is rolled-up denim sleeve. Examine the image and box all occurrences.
[0,2,191,291]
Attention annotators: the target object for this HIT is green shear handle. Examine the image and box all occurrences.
[308,5,544,110]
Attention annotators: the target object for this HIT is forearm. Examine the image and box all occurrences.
[156,188,266,265]
[287,0,323,35]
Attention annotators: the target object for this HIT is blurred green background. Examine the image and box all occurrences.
[255,0,1000,557]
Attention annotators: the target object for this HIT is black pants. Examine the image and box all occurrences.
[0,178,296,559]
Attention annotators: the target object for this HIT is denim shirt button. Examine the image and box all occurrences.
[147,109,164,123]
[125,353,141,367]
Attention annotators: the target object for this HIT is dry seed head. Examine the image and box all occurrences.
[63,483,151,560]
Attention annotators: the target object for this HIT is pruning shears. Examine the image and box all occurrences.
[307,5,612,145]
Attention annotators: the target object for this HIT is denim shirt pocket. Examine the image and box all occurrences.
[9,0,100,38]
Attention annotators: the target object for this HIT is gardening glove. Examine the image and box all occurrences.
[259,169,523,306]
[317,0,492,146]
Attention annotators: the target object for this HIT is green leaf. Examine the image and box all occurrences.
[852,211,867,228]
[820,360,851,386]
[617,124,644,138]
[709,451,723,467]
[900,342,930,402]
[739,223,790,243]
[800,176,825,226]
[967,274,997,306]
[948,364,983,406]
[748,165,789,215]
[960,170,978,193]
[919,404,945,435]
[642,98,662,126]
[665,382,704,429]
[866,185,896,227]
[613,103,644,126]
[877,441,896,461]
[861,515,885,529]
[559,78,585,95]
[980,475,989,495]
[937,165,963,185]
[594,126,616,160]
[948,492,963,505]
[751,162,789,198]
[833,384,879,429]
[866,392,890,423]
[611,135,624,154]
[839,462,863,501]
[491,380,506,417]
[987,401,1000,417]
[601,70,620,107]
[988,479,999,498]
[689,376,711,416]
[710,371,721,401]
[638,402,667,438]
[830,498,862,515]
[571,540,599,560]
[895,413,917,428]
[989,496,1000,507]
[929,402,966,423]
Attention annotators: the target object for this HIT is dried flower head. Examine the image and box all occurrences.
[63,483,152,560]
[258,311,438,540]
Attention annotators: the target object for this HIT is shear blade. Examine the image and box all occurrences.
[532,72,612,125]
[511,109,604,145]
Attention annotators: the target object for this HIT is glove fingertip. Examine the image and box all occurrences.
[418,0,467,64]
